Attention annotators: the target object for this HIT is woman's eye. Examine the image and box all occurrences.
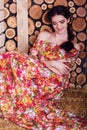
[52,22,57,25]
[60,20,65,24]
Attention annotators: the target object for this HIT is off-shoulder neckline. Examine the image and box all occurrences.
[36,39,60,46]
[36,39,79,51]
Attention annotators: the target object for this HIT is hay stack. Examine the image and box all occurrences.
[59,88,87,118]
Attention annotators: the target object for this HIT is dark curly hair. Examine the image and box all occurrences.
[47,5,74,41]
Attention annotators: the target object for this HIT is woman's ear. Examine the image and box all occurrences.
[68,18,70,23]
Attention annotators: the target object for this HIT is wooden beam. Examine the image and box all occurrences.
[0,0,5,53]
[0,0,4,10]
[17,0,28,54]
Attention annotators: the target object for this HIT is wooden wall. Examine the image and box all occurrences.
[0,0,87,88]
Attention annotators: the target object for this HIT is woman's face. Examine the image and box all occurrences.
[51,15,69,34]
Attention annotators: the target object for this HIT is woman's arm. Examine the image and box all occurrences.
[30,31,51,57]
[74,43,80,51]
[43,59,70,75]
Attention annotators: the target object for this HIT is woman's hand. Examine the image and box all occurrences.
[44,59,71,75]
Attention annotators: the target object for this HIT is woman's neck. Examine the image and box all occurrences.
[51,32,68,45]
[54,31,68,40]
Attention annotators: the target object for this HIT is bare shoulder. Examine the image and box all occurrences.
[74,43,80,51]
[37,31,51,41]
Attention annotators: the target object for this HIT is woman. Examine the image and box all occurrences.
[0,5,87,130]
[32,5,79,76]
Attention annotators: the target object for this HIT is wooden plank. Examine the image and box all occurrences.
[0,46,5,53]
[17,0,28,54]
[0,0,4,10]
[0,0,5,53]
[0,34,5,47]
[0,21,6,34]
[0,10,4,22]
[0,0,4,24]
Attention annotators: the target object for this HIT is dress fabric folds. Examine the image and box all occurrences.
[0,40,87,130]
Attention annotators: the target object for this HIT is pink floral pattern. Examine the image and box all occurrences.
[0,40,87,130]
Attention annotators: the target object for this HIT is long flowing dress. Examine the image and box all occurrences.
[0,40,87,130]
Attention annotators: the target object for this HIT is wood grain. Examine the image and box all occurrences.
[17,0,28,53]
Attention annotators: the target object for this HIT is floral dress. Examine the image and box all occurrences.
[0,40,87,130]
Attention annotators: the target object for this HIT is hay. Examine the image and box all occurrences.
[0,118,26,130]
[59,88,87,118]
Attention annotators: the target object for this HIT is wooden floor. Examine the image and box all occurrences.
[0,88,87,130]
